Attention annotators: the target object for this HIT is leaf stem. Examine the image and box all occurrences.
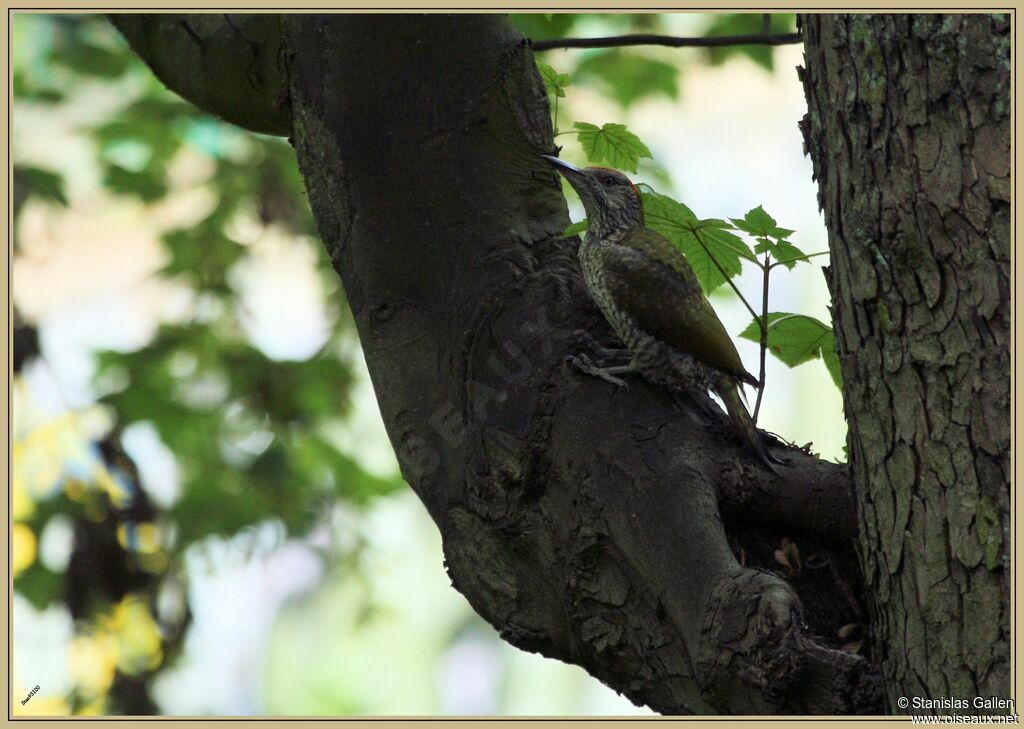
[693,230,759,323]
[752,252,771,425]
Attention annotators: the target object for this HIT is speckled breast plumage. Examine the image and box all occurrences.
[579,239,719,393]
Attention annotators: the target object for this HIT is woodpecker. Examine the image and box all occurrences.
[543,155,780,474]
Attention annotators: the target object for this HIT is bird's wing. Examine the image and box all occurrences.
[598,229,757,385]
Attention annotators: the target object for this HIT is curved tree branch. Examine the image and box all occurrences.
[531,32,801,52]
[111,14,291,136]
[112,13,880,714]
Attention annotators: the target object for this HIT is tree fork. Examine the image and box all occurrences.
[113,13,880,714]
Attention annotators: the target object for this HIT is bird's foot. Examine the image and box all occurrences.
[567,353,635,388]
[569,330,632,364]
[592,344,632,363]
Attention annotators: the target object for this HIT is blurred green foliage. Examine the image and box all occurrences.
[13,13,402,714]
[703,13,797,71]
[575,50,680,107]
[516,13,797,106]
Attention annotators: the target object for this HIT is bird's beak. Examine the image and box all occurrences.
[541,154,584,177]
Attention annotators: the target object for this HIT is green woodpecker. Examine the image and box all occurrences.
[543,155,780,474]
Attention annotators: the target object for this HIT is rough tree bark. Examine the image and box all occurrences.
[799,14,1010,708]
[108,12,1014,714]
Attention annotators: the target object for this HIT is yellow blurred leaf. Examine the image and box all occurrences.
[96,465,134,509]
[14,408,113,502]
[64,478,89,502]
[13,693,70,717]
[12,524,37,576]
[117,522,162,554]
[138,551,169,575]
[69,633,118,697]
[12,472,35,521]
[106,595,163,675]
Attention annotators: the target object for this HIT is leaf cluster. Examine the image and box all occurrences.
[538,55,841,394]
[12,16,403,686]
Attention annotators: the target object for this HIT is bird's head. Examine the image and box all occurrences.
[542,155,644,238]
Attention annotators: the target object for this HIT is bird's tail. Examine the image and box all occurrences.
[715,377,780,477]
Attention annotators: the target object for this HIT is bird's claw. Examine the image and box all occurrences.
[567,353,630,388]
[569,330,631,364]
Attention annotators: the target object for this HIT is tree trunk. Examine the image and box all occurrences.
[799,14,1010,710]
[113,13,885,714]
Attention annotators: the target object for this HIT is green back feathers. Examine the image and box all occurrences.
[599,227,756,385]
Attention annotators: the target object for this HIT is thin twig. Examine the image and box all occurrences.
[531,32,801,52]
[752,252,771,424]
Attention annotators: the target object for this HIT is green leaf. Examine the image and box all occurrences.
[160,218,246,290]
[51,42,132,78]
[536,60,571,98]
[563,219,588,236]
[573,121,652,173]
[702,14,795,71]
[691,227,745,293]
[13,72,63,103]
[641,190,698,226]
[172,465,285,544]
[294,436,402,504]
[641,191,745,294]
[14,562,63,611]
[699,221,758,263]
[103,164,166,202]
[15,166,68,207]
[821,340,843,389]
[739,312,835,369]
[730,205,782,237]
[95,117,181,167]
[574,50,679,107]
[753,237,807,269]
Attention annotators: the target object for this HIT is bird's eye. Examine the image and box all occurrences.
[602,175,617,187]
